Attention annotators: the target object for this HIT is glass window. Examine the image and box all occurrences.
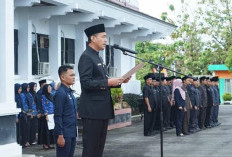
[14,29,18,75]
[61,38,75,65]
[225,79,232,94]
[32,33,49,75]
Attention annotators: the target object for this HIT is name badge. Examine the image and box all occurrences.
[98,63,102,66]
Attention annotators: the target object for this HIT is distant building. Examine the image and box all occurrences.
[0,0,176,155]
[208,64,232,102]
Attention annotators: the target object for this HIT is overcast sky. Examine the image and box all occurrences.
[138,0,197,20]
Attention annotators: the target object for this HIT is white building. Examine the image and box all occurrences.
[0,0,176,156]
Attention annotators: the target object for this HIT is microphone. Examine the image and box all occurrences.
[113,44,137,54]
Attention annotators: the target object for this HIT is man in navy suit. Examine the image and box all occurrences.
[54,65,77,157]
[78,24,131,157]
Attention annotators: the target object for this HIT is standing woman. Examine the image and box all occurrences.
[29,82,39,145]
[15,84,25,145]
[40,84,55,149]
[172,79,186,136]
[21,83,33,147]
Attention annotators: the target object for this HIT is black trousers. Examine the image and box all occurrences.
[82,118,108,157]
[176,108,184,135]
[163,104,171,128]
[29,116,38,144]
[182,109,190,134]
[205,106,212,127]
[18,113,28,146]
[39,115,54,145]
[189,108,198,130]
[144,110,154,136]
[170,105,176,127]
[56,137,76,157]
[198,107,207,129]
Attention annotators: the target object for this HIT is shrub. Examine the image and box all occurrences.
[123,93,144,115]
[222,93,232,101]
[111,88,123,105]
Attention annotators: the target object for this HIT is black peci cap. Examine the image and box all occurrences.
[84,24,105,38]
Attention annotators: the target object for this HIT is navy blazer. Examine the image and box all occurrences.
[54,84,77,138]
[174,89,185,108]
[78,45,114,120]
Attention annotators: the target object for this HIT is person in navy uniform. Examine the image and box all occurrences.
[198,76,208,129]
[78,24,131,157]
[40,84,55,149]
[54,65,77,157]
[173,79,185,136]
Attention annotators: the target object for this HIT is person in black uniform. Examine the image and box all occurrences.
[54,65,77,157]
[78,24,131,157]
[161,77,171,130]
[189,77,201,133]
[143,73,155,136]
[37,79,46,145]
[181,76,191,135]
[198,76,208,129]
[205,78,215,128]
[169,76,176,128]
[151,75,159,133]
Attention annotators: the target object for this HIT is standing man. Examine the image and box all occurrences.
[198,76,208,129]
[181,76,191,135]
[78,24,131,157]
[54,65,77,157]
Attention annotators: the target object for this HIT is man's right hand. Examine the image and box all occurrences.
[108,77,123,86]
[57,135,65,147]
[148,106,152,112]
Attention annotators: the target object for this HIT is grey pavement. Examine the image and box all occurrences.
[23,105,232,157]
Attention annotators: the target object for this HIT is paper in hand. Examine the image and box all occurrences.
[121,62,144,81]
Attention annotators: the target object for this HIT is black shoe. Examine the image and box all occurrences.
[43,145,50,150]
[183,132,190,135]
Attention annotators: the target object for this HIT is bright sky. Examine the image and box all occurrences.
[138,0,180,20]
[138,0,197,20]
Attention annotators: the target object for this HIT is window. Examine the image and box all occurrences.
[61,38,75,65]
[225,79,232,94]
[32,33,49,75]
[105,45,115,74]
[14,29,18,75]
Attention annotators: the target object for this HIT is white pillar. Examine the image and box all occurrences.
[17,8,32,80]
[75,24,87,79]
[49,17,61,80]
[0,0,22,155]
[0,0,16,108]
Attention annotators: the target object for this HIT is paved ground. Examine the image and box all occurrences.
[23,105,232,157]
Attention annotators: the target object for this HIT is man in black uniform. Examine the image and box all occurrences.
[54,65,77,157]
[150,75,159,133]
[161,77,171,130]
[143,73,155,136]
[198,76,208,129]
[78,24,130,157]
[205,78,215,128]
[189,77,201,133]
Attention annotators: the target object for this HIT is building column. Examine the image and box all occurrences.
[17,8,33,80]
[75,24,87,78]
[0,0,22,155]
[49,17,61,80]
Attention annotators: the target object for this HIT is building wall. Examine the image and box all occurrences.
[216,71,232,79]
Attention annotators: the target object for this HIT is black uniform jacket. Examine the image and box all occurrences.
[78,45,114,120]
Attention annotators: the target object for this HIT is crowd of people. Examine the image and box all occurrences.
[142,74,220,137]
[15,79,58,149]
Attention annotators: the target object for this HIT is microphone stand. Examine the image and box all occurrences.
[119,50,189,157]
